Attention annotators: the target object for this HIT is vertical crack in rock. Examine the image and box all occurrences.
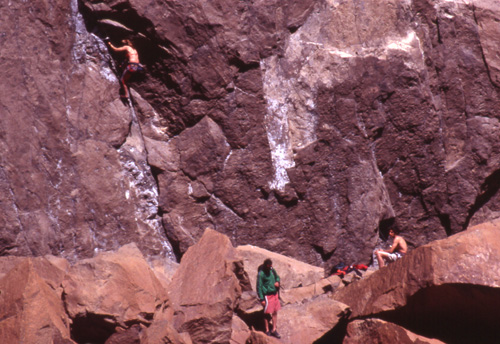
[70,1,117,82]
[69,0,175,259]
[118,100,175,260]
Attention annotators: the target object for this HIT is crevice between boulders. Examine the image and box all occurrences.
[70,313,118,344]
[313,312,350,344]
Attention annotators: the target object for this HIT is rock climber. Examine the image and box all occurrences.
[375,228,407,268]
[107,38,143,98]
[257,258,281,339]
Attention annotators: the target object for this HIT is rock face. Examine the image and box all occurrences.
[344,319,445,344]
[334,221,500,343]
[168,228,251,344]
[0,258,74,344]
[0,0,172,261]
[278,294,349,344]
[2,0,500,280]
[0,225,353,344]
[62,244,170,343]
[279,275,341,305]
[5,224,500,343]
[237,244,325,291]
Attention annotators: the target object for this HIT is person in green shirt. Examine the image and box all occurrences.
[257,258,281,338]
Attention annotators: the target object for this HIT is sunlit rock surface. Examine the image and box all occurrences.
[334,220,500,343]
[2,0,500,273]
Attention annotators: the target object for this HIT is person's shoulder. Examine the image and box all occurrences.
[395,235,407,246]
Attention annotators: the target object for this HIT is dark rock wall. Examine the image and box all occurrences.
[1,0,500,269]
[0,0,172,260]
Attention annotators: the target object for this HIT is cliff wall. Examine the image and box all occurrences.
[1,0,500,269]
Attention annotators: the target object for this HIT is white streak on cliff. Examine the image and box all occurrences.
[70,0,86,64]
[261,58,296,191]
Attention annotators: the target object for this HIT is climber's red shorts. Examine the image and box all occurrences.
[263,293,281,314]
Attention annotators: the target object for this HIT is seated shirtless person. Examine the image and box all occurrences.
[108,39,141,98]
[375,228,407,268]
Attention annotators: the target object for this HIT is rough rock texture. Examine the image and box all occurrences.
[169,228,251,344]
[140,320,193,344]
[62,243,170,343]
[2,0,500,278]
[105,324,143,344]
[344,319,445,344]
[0,245,192,344]
[334,221,500,343]
[278,294,350,344]
[279,275,341,305]
[237,244,325,291]
[4,225,500,343]
[74,0,500,270]
[147,255,180,290]
[0,258,74,344]
[245,331,282,344]
[229,315,251,344]
[0,0,172,261]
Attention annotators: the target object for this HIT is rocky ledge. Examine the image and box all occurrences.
[1,219,500,343]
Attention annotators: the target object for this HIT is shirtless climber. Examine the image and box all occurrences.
[108,39,142,98]
[375,228,407,268]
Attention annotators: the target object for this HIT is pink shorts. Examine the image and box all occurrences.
[263,293,281,314]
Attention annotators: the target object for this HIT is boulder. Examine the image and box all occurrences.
[0,258,74,344]
[344,319,445,344]
[277,294,350,344]
[169,228,251,343]
[245,331,282,344]
[147,255,180,290]
[105,324,143,344]
[334,223,500,343]
[280,275,341,305]
[236,290,262,315]
[62,244,170,344]
[237,245,325,291]
[140,320,192,344]
[0,255,69,289]
[230,315,251,344]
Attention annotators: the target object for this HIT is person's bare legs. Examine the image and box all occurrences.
[375,250,387,268]
[121,70,131,98]
[264,316,270,333]
[272,312,278,332]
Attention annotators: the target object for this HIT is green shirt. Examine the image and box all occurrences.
[257,268,280,300]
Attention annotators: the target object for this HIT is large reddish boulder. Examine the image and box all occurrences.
[344,319,445,344]
[0,258,74,343]
[278,294,350,344]
[334,221,500,343]
[237,244,325,291]
[169,228,251,344]
[279,275,341,305]
[140,320,192,344]
[62,244,170,343]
